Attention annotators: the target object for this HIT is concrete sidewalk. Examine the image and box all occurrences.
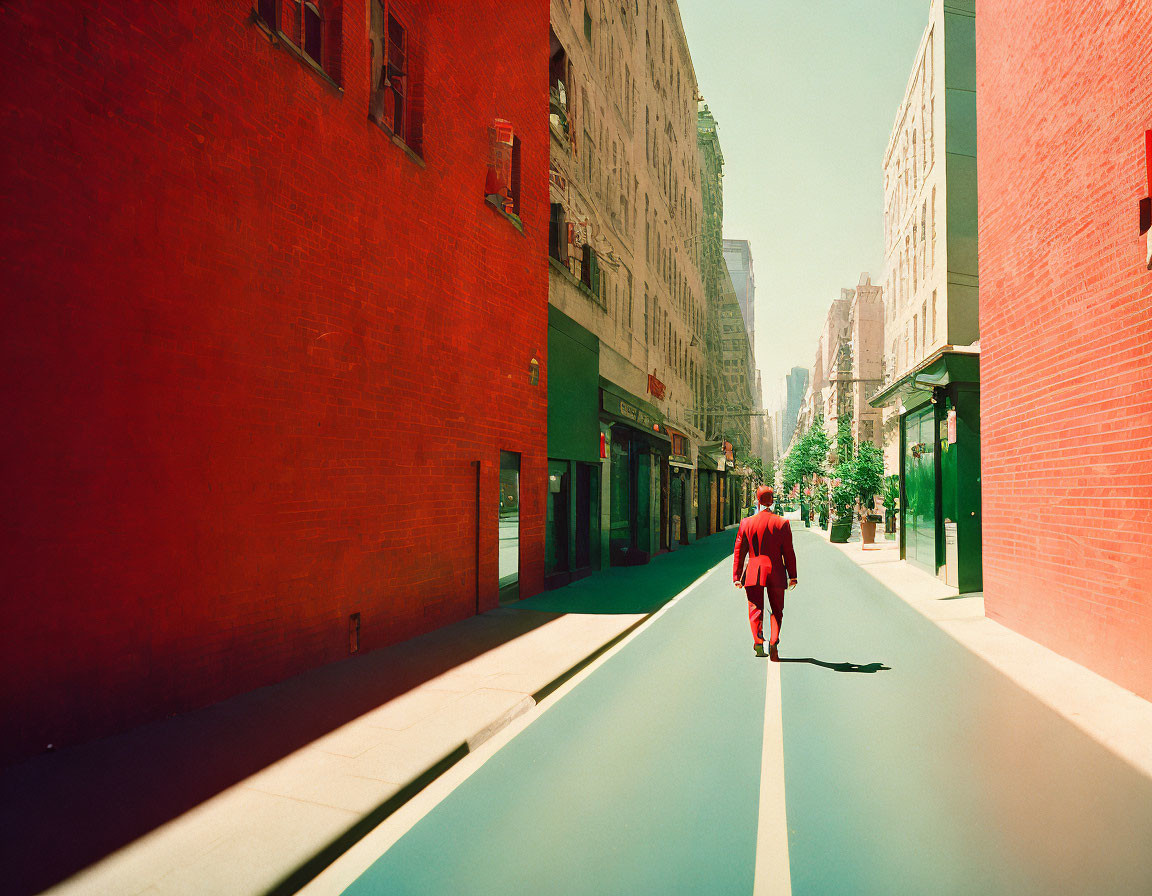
[2,534,735,896]
[797,513,1152,783]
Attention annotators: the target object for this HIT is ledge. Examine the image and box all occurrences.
[485,196,524,234]
[548,256,604,308]
[369,118,426,168]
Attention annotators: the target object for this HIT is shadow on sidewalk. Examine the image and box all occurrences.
[0,531,736,896]
[518,530,736,615]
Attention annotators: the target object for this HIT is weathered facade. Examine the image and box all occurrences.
[547,0,709,572]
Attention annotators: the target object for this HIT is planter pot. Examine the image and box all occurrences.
[800,503,810,525]
[884,512,897,534]
[861,518,877,545]
[830,519,852,543]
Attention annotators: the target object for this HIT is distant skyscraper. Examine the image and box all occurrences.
[783,366,809,450]
[723,239,755,347]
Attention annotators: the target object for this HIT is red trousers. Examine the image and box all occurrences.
[746,585,785,646]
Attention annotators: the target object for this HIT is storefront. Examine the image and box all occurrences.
[870,350,982,593]
[696,444,725,537]
[545,307,603,589]
[664,428,693,548]
[599,379,668,566]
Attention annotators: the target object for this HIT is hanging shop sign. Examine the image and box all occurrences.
[647,371,666,400]
[947,409,958,445]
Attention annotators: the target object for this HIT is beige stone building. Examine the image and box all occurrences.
[546,0,710,574]
[787,275,884,462]
[847,275,885,451]
[877,0,979,473]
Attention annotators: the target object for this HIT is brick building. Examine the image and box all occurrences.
[978,1,1152,699]
[0,0,548,761]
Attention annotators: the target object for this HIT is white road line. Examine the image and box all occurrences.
[754,656,792,896]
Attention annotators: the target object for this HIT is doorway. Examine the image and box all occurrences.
[499,451,520,603]
[903,406,938,576]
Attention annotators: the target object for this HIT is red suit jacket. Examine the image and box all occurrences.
[733,510,797,588]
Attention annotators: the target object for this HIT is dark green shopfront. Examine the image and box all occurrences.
[548,307,731,587]
[872,350,982,594]
[545,307,603,588]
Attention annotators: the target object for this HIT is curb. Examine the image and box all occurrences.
[273,550,732,895]
[266,609,661,895]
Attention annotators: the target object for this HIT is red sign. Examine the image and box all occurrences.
[600,431,607,459]
[647,371,666,400]
[1146,129,1152,194]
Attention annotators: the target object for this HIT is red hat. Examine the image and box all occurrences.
[757,486,774,507]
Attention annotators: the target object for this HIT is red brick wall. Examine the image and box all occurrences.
[977,1,1152,699]
[0,0,548,761]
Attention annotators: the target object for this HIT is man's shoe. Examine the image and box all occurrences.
[754,643,767,658]
[768,642,780,661]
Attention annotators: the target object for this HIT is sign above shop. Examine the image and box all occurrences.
[601,390,659,430]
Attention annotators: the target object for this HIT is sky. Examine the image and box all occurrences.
[678,0,931,410]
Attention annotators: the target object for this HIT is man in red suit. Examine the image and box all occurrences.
[733,486,798,658]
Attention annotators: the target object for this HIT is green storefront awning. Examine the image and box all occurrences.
[599,376,668,440]
[869,350,980,413]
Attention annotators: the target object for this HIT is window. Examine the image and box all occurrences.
[581,244,600,295]
[261,0,342,84]
[644,286,650,344]
[931,291,938,342]
[912,315,919,359]
[385,14,406,136]
[921,301,928,349]
[583,128,594,186]
[549,29,570,137]
[510,136,521,215]
[584,3,593,42]
[302,1,322,63]
[550,203,567,263]
[258,0,278,27]
[370,5,422,154]
[931,187,937,270]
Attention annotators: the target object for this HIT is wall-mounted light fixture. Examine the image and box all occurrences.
[529,356,540,386]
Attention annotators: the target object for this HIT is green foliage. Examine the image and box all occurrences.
[882,474,899,512]
[830,465,857,522]
[852,442,885,510]
[739,454,765,482]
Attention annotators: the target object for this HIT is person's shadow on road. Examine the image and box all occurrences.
[777,657,891,673]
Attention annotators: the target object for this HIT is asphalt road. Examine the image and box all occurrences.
[340,527,1152,895]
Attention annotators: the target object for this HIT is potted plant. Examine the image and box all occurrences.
[852,443,885,545]
[882,474,899,537]
[829,470,856,543]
